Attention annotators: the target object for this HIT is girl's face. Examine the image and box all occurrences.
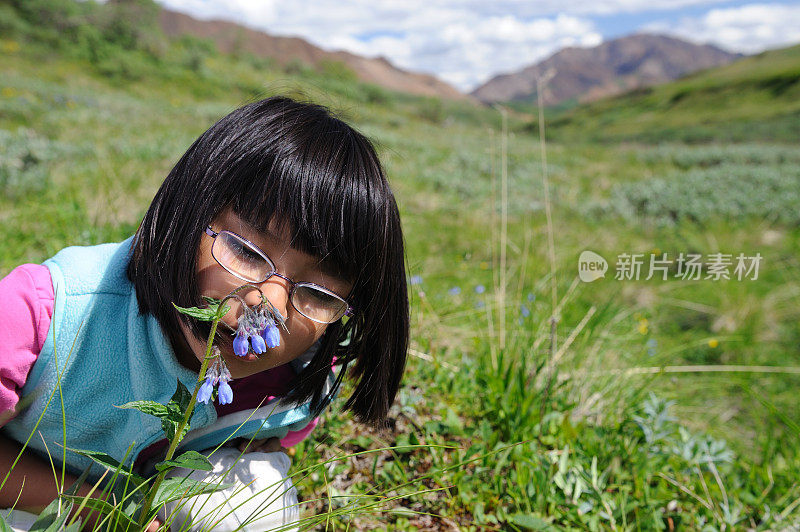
[177,208,353,379]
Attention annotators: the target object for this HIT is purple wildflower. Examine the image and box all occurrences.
[197,348,234,405]
[262,322,280,348]
[250,332,267,354]
[197,378,214,404]
[217,379,233,405]
[233,330,249,357]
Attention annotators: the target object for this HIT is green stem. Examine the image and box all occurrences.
[138,315,222,528]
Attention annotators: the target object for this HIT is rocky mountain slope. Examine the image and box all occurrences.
[471,34,740,106]
[159,8,467,100]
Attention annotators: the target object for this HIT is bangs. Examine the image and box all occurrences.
[221,112,388,284]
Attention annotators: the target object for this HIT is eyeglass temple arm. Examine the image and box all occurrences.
[205,226,218,238]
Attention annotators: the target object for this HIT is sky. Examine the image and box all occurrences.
[157,0,800,92]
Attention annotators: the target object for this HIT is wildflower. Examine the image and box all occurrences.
[233,305,282,356]
[218,380,233,405]
[448,286,461,295]
[262,322,280,349]
[250,331,267,354]
[233,328,249,357]
[520,304,531,318]
[253,306,281,349]
[197,378,214,404]
[474,284,485,294]
[409,275,423,285]
[527,292,535,302]
[708,338,719,348]
[197,348,234,405]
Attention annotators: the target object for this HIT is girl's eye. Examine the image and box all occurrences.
[307,289,337,304]
[229,239,263,263]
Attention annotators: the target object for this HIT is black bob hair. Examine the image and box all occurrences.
[127,96,409,425]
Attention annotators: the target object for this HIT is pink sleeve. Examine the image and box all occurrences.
[279,416,320,448]
[0,264,54,425]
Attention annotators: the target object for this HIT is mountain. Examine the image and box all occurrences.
[471,34,740,106]
[546,43,800,143]
[158,8,467,101]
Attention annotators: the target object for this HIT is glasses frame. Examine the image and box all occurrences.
[204,226,354,324]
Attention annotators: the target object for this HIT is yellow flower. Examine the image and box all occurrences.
[1,87,16,98]
[708,338,719,348]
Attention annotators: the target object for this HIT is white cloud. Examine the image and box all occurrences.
[158,1,794,92]
[642,3,800,53]
[158,1,606,91]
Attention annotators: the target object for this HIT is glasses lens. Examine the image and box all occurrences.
[292,284,349,324]
[212,231,273,283]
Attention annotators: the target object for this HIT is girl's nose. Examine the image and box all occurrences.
[259,276,291,318]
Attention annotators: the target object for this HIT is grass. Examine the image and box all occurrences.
[2,3,800,529]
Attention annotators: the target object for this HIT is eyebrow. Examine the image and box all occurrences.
[241,220,350,282]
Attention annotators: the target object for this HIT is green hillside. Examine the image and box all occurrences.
[2,2,800,530]
[547,44,800,143]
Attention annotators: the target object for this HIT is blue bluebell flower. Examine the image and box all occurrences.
[262,322,280,349]
[197,377,214,404]
[233,330,249,357]
[197,348,234,405]
[520,304,531,318]
[409,275,423,286]
[217,379,233,405]
[527,293,535,302]
[250,332,267,354]
[474,284,486,294]
[448,286,461,295]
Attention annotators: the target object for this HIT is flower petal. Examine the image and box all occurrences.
[250,333,267,354]
[197,378,214,404]
[262,323,280,348]
[233,333,249,357]
[217,380,233,405]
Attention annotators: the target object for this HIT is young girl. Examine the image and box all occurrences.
[0,96,409,530]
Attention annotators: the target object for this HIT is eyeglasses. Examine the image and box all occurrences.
[204,226,353,324]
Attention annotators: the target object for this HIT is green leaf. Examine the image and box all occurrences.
[117,385,192,443]
[172,303,217,321]
[116,400,169,418]
[152,477,233,507]
[155,450,213,473]
[28,498,72,532]
[66,448,145,487]
[60,496,138,530]
[0,511,14,532]
[170,379,193,419]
